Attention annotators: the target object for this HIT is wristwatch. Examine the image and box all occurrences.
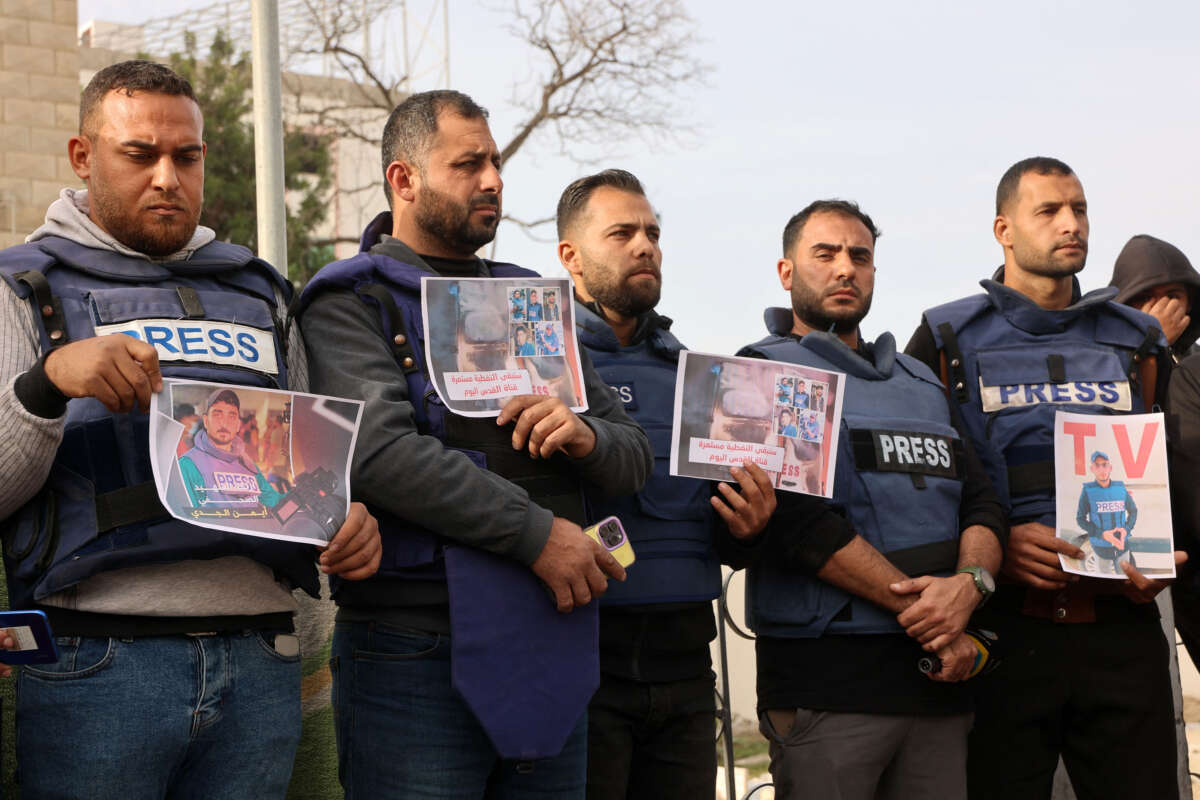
[956,566,996,607]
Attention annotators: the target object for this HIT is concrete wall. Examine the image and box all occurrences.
[0,0,78,247]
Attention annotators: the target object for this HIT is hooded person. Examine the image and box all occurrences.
[1109,234,1200,360]
[1109,235,1200,676]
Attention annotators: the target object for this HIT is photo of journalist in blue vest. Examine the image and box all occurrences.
[719,200,1006,800]
[556,169,776,800]
[1075,451,1137,575]
[297,94,653,798]
[906,157,1184,799]
[0,60,382,798]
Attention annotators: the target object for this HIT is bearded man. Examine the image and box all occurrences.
[0,59,380,798]
[557,168,776,800]
[297,94,654,799]
[718,199,1005,800]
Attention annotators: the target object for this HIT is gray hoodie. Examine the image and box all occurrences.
[1108,234,1200,355]
[28,187,217,260]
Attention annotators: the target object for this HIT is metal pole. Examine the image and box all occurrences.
[442,0,450,87]
[717,570,740,800]
[401,0,410,92]
[250,0,289,275]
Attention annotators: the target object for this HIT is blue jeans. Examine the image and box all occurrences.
[332,621,587,799]
[16,631,302,800]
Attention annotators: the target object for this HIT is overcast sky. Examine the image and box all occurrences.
[79,0,1200,356]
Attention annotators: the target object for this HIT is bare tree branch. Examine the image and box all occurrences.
[497,0,709,168]
[282,0,707,240]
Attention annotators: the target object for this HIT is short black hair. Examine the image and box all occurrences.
[80,60,197,136]
[995,157,1074,215]
[556,169,647,239]
[380,90,489,204]
[782,200,880,257]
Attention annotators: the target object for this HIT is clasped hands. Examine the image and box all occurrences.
[889,571,983,683]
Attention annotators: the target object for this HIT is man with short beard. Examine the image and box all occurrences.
[557,169,775,800]
[721,199,1005,800]
[908,157,1180,798]
[0,60,382,798]
[298,94,652,798]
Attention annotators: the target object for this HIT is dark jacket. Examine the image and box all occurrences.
[1109,234,1200,356]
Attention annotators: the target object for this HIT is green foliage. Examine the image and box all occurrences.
[163,31,334,285]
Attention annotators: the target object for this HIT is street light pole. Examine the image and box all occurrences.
[250,0,288,276]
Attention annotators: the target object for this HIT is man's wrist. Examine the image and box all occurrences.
[956,566,995,608]
[14,353,69,419]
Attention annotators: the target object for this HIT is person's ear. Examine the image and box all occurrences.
[68,135,93,181]
[777,257,794,290]
[386,160,420,206]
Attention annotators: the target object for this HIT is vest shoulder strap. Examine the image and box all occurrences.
[0,243,58,293]
[355,282,421,376]
[923,294,992,404]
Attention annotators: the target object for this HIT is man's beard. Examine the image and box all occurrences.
[791,280,872,335]
[414,183,499,254]
[90,187,201,258]
[207,427,236,448]
[1012,236,1088,278]
[581,249,661,318]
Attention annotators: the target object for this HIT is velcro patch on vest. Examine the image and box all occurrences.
[978,379,1130,413]
[609,381,637,411]
[94,319,279,375]
[851,429,961,478]
[212,471,259,494]
[1095,500,1125,513]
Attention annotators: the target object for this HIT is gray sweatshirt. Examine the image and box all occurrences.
[0,188,305,618]
[299,237,652,625]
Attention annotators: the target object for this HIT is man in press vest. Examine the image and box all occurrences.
[556,168,776,799]
[298,91,653,798]
[0,60,380,798]
[723,199,1005,799]
[908,157,1181,798]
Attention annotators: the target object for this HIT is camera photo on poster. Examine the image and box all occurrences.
[422,277,587,417]
[669,351,845,497]
[1054,410,1175,579]
[148,379,363,546]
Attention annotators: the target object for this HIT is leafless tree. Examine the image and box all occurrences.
[497,0,708,166]
[283,0,707,243]
[283,0,405,147]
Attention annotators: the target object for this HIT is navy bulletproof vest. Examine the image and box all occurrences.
[922,277,1163,523]
[0,236,318,609]
[739,309,963,638]
[574,302,719,605]
[298,211,593,760]
[298,219,586,587]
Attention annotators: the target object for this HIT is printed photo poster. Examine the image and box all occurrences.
[421,277,587,417]
[148,379,364,546]
[1054,410,1174,579]
[669,351,845,497]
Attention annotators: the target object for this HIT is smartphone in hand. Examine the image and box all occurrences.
[583,516,636,568]
[0,610,58,665]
